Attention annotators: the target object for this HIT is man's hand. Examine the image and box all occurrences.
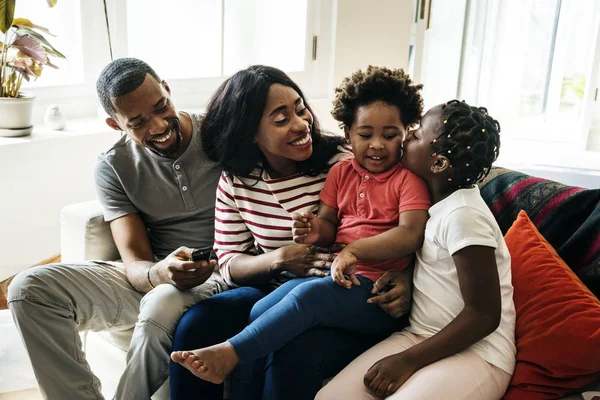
[292,212,320,244]
[273,244,342,278]
[364,352,417,397]
[367,268,413,318]
[154,246,215,290]
[331,249,360,289]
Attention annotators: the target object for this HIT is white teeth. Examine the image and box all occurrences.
[290,133,310,146]
[153,131,172,143]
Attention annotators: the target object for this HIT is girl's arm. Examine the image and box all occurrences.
[343,209,429,260]
[364,245,501,397]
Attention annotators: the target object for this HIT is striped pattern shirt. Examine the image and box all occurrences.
[215,148,350,286]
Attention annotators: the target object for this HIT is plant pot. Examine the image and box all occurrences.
[0,93,35,137]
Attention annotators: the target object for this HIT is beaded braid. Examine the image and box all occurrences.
[430,100,501,189]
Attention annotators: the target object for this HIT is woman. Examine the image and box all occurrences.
[169,65,413,400]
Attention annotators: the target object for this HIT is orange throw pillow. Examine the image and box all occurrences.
[503,211,600,400]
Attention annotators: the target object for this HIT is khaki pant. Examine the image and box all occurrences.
[317,330,512,400]
[8,261,227,400]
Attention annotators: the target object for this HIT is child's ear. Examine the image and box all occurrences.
[431,155,451,174]
[343,126,351,143]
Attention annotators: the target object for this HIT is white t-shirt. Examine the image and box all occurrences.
[407,187,516,374]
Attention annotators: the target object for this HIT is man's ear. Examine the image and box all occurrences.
[105,118,122,131]
[344,126,351,144]
[162,80,171,95]
[431,155,451,174]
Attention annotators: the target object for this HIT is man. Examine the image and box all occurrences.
[8,58,225,400]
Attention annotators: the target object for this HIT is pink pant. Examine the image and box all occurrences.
[316,330,511,400]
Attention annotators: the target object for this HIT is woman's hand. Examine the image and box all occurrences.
[367,268,413,318]
[292,212,321,244]
[272,244,340,278]
[331,249,361,289]
[363,353,417,398]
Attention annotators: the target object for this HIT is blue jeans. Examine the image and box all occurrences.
[229,276,399,364]
[170,286,267,400]
[228,276,405,400]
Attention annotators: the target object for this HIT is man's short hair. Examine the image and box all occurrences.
[96,58,162,118]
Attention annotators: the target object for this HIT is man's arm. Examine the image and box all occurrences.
[109,214,155,293]
[110,214,214,293]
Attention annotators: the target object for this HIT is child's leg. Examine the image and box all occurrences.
[387,344,511,400]
[317,331,512,400]
[230,275,400,363]
[249,276,320,322]
[172,275,401,384]
[316,330,418,400]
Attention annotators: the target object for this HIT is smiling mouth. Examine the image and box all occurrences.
[366,155,386,161]
[288,133,311,146]
[152,130,173,143]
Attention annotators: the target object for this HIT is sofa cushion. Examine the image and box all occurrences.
[503,211,600,400]
[479,167,600,295]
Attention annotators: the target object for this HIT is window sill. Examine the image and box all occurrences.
[0,116,112,147]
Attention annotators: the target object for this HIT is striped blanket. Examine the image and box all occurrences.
[478,167,600,296]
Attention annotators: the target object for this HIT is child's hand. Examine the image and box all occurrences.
[331,249,360,289]
[292,212,320,244]
[364,352,418,397]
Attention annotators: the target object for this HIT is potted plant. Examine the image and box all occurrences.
[0,0,65,137]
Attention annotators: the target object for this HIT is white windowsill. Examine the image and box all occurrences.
[0,116,112,147]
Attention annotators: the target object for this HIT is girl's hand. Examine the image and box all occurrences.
[363,353,418,398]
[292,212,320,244]
[331,249,360,289]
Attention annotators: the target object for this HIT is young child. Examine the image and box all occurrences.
[316,100,516,400]
[171,66,431,385]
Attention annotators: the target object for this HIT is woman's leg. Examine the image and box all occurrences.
[317,331,512,400]
[263,327,385,400]
[229,277,320,400]
[169,286,266,400]
[230,275,398,363]
[228,278,317,400]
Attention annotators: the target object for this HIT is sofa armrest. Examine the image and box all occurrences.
[60,200,120,262]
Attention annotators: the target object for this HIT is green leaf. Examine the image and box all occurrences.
[16,27,65,58]
[0,0,16,34]
[43,45,66,60]
[12,17,55,36]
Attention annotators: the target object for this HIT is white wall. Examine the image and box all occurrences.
[331,0,413,92]
[0,128,119,280]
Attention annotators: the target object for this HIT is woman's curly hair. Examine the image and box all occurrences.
[331,65,424,129]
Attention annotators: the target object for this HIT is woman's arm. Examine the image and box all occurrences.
[343,210,428,260]
[364,245,501,397]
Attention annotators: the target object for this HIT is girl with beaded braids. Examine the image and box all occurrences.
[317,100,516,400]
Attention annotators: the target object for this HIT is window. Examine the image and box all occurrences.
[459,0,600,143]
[12,0,331,120]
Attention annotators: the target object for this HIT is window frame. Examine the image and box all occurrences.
[25,0,333,122]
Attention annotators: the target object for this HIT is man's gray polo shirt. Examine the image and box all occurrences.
[94,113,222,259]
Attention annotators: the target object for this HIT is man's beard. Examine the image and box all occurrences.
[147,119,182,157]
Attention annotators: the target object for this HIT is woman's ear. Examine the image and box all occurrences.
[431,155,451,174]
[344,126,351,144]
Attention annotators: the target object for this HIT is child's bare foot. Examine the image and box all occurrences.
[170,342,239,384]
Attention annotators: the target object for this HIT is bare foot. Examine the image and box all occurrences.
[170,342,239,384]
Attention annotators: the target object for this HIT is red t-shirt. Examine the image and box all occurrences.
[320,157,431,282]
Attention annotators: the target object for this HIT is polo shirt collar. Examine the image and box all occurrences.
[350,157,402,182]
